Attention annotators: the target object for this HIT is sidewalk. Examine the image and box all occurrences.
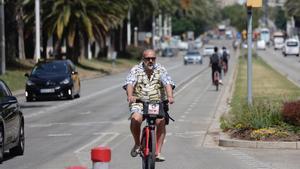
[211,48,300,150]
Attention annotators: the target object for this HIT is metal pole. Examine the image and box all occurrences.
[247,7,253,105]
[0,0,5,75]
[152,14,155,49]
[127,9,131,46]
[34,0,41,62]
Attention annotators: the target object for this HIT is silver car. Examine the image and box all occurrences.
[184,50,203,65]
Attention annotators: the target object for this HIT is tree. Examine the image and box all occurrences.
[285,0,300,17]
[22,0,131,62]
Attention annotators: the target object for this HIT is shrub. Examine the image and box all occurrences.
[125,45,144,60]
[282,100,300,126]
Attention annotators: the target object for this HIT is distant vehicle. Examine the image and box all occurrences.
[282,38,300,57]
[256,40,266,50]
[162,48,175,57]
[225,30,233,39]
[184,50,203,65]
[273,31,285,50]
[260,28,270,46]
[194,38,203,49]
[203,45,215,57]
[25,59,81,101]
[178,41,188,51]
[187,31,194,41]
[0,80,25,163]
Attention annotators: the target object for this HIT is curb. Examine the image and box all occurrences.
[219,132,300,149]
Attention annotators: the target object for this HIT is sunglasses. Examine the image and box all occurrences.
[144,57,156,61]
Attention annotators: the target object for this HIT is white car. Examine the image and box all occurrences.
[283,38,300,57]
[203,45,214,56]
[178,41,189,51]
[256,40,266,50]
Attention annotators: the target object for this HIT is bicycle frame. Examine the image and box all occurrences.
[138,100,165,169]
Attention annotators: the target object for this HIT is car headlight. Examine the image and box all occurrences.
[60,78,71,84]
[26,80,35,86]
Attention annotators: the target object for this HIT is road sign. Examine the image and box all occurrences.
[246,0,262,8]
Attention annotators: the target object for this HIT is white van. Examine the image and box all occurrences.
[283,38,300,57]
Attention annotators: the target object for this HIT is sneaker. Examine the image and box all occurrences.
[219,80,223,85]
[130,145,140,157]
[155,154,165,162]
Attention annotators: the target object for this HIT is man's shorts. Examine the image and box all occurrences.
[130,102,144,114]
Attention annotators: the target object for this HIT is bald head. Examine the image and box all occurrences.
[143,49,156,58]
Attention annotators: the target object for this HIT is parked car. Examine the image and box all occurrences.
[256,40,266,50]
[282,38,300,57]
[203,45,214,57]
[25,59,81,101]
[161,48,175,57]
[184,50,203,65]
[0,80,25,163]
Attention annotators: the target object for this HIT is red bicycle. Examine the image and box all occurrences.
[137,100,167,169]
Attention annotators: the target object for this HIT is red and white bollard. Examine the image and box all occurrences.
[91,146,111,169]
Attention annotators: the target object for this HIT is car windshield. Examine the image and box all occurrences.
[205,47,214,50]
[31,62,69,75]
[187,51,200,56]
[287,41,298,46]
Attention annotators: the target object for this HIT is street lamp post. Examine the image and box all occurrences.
[34,0,41,62]
[0,0,5,75]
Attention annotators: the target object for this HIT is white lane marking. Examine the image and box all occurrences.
[48,133,72,137]
[79,111,91,115]
[74,134,106,153]
[111,134,131,150]
[24,83,122,119]
[100,133,119,146]
[180,115,186,118]
[28,121,128,128]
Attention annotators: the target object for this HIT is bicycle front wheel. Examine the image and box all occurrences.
[141,129,156,169]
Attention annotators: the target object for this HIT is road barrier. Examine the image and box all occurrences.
[91,146,111,169]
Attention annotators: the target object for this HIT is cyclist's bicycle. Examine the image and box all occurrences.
[222,61,228,76]
[136,100,167,169]
[213,70,220,91]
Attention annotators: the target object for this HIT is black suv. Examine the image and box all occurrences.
[0,80,24,163]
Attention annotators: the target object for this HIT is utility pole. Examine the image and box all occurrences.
[246,0,262,106]
[264,0,268,27]
[0,0,5,75]
[34,0,41,62]
[247,7,253,105]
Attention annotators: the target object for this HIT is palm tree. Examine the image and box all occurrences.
[41,0,130,62]
[285,0,300,17]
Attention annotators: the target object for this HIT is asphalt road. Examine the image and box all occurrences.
[2,40,300,169]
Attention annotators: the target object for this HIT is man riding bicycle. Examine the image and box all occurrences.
[123,49,175,162]
[209,46,222,84]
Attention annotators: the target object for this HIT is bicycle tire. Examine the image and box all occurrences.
[141,128,148,169]
[149,129,156,169]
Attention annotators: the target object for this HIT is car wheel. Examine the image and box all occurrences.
[26,96,33,102]
[0,126,4,163]
[10,122,24,156]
